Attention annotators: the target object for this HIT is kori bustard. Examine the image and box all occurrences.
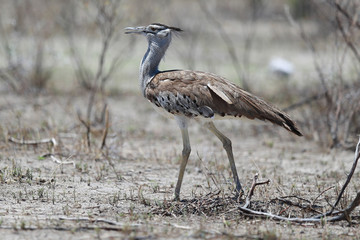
[125,23,302,200]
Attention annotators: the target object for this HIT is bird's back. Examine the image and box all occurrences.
[145,70,302,136]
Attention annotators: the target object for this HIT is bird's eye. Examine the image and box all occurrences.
[150,27,156,31]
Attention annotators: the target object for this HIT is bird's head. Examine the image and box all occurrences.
[125,23,182,47]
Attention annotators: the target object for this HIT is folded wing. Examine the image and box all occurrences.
[145,70,302,136]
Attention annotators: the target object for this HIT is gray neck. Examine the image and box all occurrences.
[139,39,169,96]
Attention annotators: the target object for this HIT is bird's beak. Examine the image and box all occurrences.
[124,26,146,34]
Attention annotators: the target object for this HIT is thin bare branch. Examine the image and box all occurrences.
[77,110,91,148]
[59,216,140,227]
[312,186,335,206]
[278,195,312,204]
[272,198,323,214]
[244,173,270,208]
[50,155,75,166]
[100,104,110,150]
[238,205,341,223]
[238,137,360,223]
[332,0,360,29]
[335,4,360,63]
[198,0,250,90]
[284,5,330,102]
[328,136,360,214]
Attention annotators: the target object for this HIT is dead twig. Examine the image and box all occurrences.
[334,1,360,63]
[325,136,360,216]
[50,155,75,166]
[332,192,360,222]
[8,136,57,154]
[8,136,57,146]
[312,186,335,206]
[100,104,110,150]
[196,152,221,191]
[243,173,270,208]
[0,226,126,231]
[278,195,312,204]
[6,136,75,171]
[272,198,323,214]
[238,205,341,223]
[41,154,76,177]
[59,216,140,227]
[278,205,292,216]
[332,0,360,29]
[238,137,360,223]
[77,110,91,148]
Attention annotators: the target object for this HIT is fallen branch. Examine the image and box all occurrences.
[43,154,76,177]
[321,136,360,216]
[8,136,57,146]
[50,155,75,166]
[8,136,57,154]
[238,205,342,223]
[0,225,130,232]
[59,216,140,227]
[238,137,360,223]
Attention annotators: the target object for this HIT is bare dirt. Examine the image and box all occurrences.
[0,91,359,240]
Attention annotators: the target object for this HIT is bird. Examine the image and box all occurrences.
[125,23,302,200]
[269,57,294,79]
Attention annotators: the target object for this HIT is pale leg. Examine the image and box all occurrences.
[205,121,242,196]
[174,127,191,200]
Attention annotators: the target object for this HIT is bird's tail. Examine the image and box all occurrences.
[273,111,303,136]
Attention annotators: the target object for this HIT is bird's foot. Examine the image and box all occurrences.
[173,195,180,202]
[234,188,244,202]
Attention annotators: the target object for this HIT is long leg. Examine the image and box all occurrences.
[205,121,242,195]
[174,126,191,200]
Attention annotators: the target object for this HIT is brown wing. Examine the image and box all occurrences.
[145,70,302,136]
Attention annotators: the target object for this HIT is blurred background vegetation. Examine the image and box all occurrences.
[0,0,359,148]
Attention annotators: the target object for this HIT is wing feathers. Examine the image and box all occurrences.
[145,70,302,136]
[207,84,233,104]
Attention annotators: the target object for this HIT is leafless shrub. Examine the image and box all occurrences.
[0,0,54,93]
[61,0,132,92]
[285,0,360,148]
[198,1,264,91]
[60,0,132,150]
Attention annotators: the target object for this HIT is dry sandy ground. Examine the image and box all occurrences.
[0,92,359,239]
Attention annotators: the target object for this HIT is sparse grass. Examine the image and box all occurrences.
[37,187,45,199]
